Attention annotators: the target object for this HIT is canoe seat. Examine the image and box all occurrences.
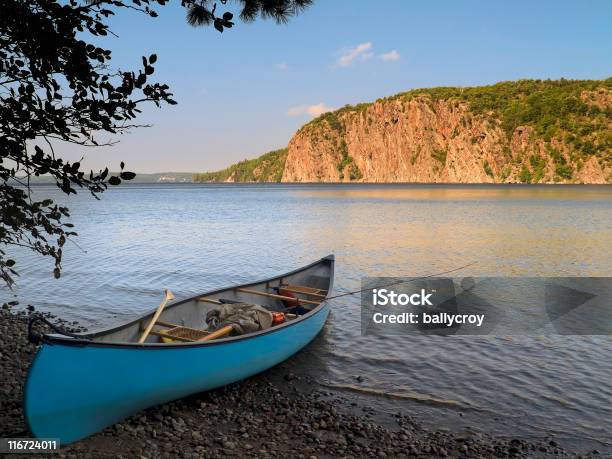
[160,326,209,342]
[236,288,320,306]
[278,284,327,299]
[139,321,210,343]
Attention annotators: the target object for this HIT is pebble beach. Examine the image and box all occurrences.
[0,305,603,458]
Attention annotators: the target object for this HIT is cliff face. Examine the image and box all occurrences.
[282,84,611,184]
[194,79,611,184]
[283,97,512,183]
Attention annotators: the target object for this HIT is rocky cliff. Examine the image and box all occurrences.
[196,79,611,184]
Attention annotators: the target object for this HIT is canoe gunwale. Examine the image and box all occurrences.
[41,254,335,349]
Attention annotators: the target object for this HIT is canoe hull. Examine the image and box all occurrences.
[25,302,329,444]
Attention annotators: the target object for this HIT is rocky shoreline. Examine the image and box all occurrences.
[0,306,601,458]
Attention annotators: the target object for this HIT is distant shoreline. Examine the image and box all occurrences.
[20,181,612,187]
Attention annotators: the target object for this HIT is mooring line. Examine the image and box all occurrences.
[325,261,478,301]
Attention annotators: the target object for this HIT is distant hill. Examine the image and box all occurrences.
[19,172,194,185]
[128,172,194,183]
[195,78,611,184]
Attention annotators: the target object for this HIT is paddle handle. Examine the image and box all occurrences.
[138,289,174,344]
[198,325,234,342]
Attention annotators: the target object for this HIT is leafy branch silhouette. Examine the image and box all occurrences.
[0,0,311,288]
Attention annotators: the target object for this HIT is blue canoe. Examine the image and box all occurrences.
[24,255,334,444]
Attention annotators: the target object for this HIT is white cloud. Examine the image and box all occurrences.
[336,42,373,67]
[287,103,334,118]
[380,50,400,62]
[276,63,288,70]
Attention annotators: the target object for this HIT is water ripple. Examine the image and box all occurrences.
[2,183,611,450]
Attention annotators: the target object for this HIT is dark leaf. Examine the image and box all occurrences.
[120,171,136,180]
[0,0,311,289]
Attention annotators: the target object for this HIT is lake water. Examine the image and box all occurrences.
[3,184,611,452]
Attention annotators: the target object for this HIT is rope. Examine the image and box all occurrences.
[27,314,91,345]
[324,261,478,301]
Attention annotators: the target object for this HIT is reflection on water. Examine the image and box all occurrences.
[2,184,611,451]
[304,183,612,202]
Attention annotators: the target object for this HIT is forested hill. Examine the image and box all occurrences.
[194,79,611,184]
[192,149,287,183]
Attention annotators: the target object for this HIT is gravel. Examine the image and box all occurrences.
[0,305,600,458]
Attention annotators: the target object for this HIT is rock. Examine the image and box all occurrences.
[222,440,236,450]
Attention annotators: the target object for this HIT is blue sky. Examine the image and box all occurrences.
[63,0,612,173]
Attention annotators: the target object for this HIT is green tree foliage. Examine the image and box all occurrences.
[529,155,546,182]
[347,162,363,180]
[336,140,361,181]
[193,149,288,182]
[431,148,448,165]
[555,164,573,180]
[304,111,344,133]
[0,0,311,287]
[519,165,532,183]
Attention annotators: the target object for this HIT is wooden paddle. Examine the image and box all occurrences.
[198,324,234,341]
[138,289,175,344]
